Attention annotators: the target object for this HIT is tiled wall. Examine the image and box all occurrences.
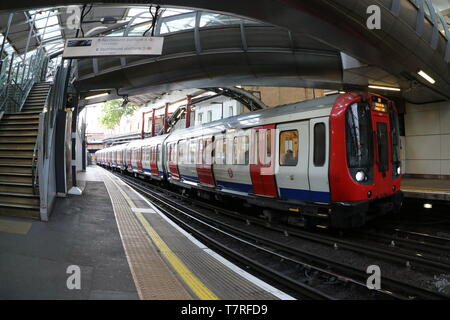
[404,101,450,175]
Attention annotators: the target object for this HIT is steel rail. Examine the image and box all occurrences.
[110,171,448,300]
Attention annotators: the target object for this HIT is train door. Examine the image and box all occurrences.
[250,125,277,197]
[150,146,158,175]
[275,121,310,200]
[372,114,391,197]
[168,142,180,179]
[308,118,331,203]
[196,136,216,187]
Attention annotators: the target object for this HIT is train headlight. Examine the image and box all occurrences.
[355,171,366,182]
[396,166,401,175]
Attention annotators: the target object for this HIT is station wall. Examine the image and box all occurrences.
[404,101,450,176]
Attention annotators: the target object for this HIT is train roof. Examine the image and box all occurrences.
[167,94,338,140]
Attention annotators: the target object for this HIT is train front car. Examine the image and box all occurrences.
[328,92,403,228]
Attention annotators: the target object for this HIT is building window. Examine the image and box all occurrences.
[229,106,234,117]
[198,113,203,123]
[207,110,212,122]
[233,135,249,165]
[313,123,326,167]
[279,130,299,166]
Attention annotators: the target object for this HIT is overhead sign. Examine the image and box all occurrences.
[62,36,164,58]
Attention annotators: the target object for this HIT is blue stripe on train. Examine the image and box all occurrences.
[181,174,200,183]
[216,180,254,194]
[279,188,331,203]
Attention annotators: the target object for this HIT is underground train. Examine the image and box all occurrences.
[96,92,403,228]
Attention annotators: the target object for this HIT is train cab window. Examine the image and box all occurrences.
[233,135,249,165]
[346,103,373,169]
[279,130,299,166]
[313,123,326,167]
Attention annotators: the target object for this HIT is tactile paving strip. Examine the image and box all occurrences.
[102,173,192,300]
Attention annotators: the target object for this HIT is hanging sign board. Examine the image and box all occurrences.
[62,36,164,58]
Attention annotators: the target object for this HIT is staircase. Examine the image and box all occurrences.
[0,82,51,219]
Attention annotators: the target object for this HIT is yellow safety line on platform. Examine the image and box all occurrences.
[111,175,219,300]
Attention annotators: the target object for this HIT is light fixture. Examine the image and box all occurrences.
[355,171,366,182]
[418,70,436,84]
[423,203,432,209]
[368,85,401,92]
[85,92,109,100]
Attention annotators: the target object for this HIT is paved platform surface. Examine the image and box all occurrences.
[0,166,290,300]
[0,169,138,299]
[402,177,450,201]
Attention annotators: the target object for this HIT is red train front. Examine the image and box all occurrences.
[328,92,403,228]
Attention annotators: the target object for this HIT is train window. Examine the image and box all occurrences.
[156,144,161,162]
[189,140,196,164]
[279,130,299,166]
[346,103,373,169]
[178,140,186,164]
[233,135,249,165]
[205,138,213,165]
[198,139,204,165]
[377,123,389,172]
[266,129,272,165]
[313,123,326,167]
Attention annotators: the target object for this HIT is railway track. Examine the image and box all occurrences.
[109,170,448,300]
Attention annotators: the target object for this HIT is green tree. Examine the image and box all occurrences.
[99,99,138,130]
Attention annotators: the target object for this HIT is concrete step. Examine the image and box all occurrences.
[0,129,38,135]
[0,173,32,184]
[0,156,33,165]
[0,182,34,194]
[0,119,40,125]
[0,123,39,130]
[0,164,32,174]
[3,114,40,120]
[0,202,39,219]
[0,142,36,149]
[0,192,39,206]
[0,149,34,157]
[0,136,37,143]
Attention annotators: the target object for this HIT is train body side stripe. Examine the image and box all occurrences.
[279,188,331,203]
[216,180,254,194]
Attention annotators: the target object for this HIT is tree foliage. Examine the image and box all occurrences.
[99,99,138,130]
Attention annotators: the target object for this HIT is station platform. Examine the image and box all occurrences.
[0,165,291,300]
[401,177,450,201]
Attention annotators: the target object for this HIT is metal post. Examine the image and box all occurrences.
[21,13,36,84]
[141,111,145,139]
[0,13,14,72]
[186,95,192,128]
[151,109,156,137]
[163,102,169,133]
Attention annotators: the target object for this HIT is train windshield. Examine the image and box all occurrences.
[345,102,373,168]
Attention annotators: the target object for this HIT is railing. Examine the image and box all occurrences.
[0,47,49,118]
